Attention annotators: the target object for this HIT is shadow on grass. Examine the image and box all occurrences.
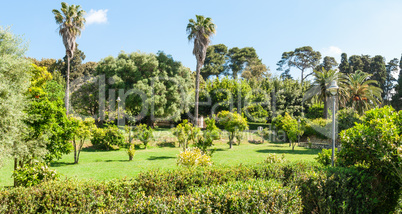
[147,156,175,161]
[103,160,131,163]
[81,146,117,152]
[213,148,229,152]
[256,148,320,155]
[156,142,176,148]
[50,162,75,167]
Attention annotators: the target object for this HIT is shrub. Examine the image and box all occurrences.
[177,147,212,167]
[12,162,59,187]
[194,117,220,154]
[134,124,154,149]
[282,113,304,150]
[303,118,331,139]
[91,125,125,150]
[306,102,324,119]
[315,148,337,166]
[336,107,362,132]
[258,128,274,142]
[265,153,286,164]
[172,120,200,151]
[217,111,248,149]
[127,144,135,161]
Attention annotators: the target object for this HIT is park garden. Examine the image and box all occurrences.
[0,2,402,213]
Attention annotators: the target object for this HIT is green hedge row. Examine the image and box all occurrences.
[0,162,400,213]
[248,122,272,130]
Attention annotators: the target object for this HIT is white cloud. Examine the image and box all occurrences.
[86,9,108,25]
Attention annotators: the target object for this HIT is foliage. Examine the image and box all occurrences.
[200,44,228,79]
[134,124,154,149]
[194,117,220,154]
[172,119,200,151]
[70,117,96,164]
[281,113,304,150]
[91,125,125,150]
[338,106,402,210]
[336,107,361,133]
[177,147,212,167]
[303,118,331,139]
[258,128,274,143]
[0,26,31,168]
[217,111,248,148]
[242,104,269,123]
[12,162,59,187]
[127,144,136,161]
[392,56,402,110]
[265,153,286,164]
[315,148,338,166]
[305,102,324,119]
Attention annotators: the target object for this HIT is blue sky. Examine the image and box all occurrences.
[1,0,402,78]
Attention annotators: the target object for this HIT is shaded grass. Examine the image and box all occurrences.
[0,132,320,187]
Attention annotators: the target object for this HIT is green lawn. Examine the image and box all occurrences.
[0,131,320,187]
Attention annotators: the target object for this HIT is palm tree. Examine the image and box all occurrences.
[309,68,340,118]
[186,15,216,126]
[340,70,382,115]
[52,2,85,115]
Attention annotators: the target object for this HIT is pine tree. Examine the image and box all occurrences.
[339,53,350,74]
[391,55,402,110]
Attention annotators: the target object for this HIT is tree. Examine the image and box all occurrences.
[201,44,228,79]
[134,124,154,149]
[369,55,387,100]
[276,46,321,84]
[0,26,31,168]
[316,56,338,72]
[52,2,86,115]
[217,111,248,149]
[391,55,402,110]
[71,117,96,164]
[282,113,304,151]
[227,47,260,79]
[172,119,200,151]
[187,15,216,127]
[338,53,350,74]
[309,68,340,118]
[384,58,398,103]
[241,59,270,80]
[348,55,364,73]
[339,70,382,115]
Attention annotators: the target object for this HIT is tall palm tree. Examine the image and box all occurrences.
[53,2,85,115]
[186,15,216,126]
[309,68,340,118]
[340,70,382,115]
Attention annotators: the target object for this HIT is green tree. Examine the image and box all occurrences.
[241,59,270,80]
[227,47,260,79]
[134,124,154,149]
[187,15,216,127]
[0,26,31,168]
[52,2,86,115]
[276,46,321,84]
[384,58,398,103]
[348,55,364,73]
[369,55,387,100]
[316,56,338,72]
[201,44,228,79]
[338,53,350,74]
[217,111,248,149]
[282,113,304,151]
[194,117,220,154]
[70,117,96,164]
[391,55,402,110]
[309,68,340,118]
[172,119,200,151]
[339,70,382,115]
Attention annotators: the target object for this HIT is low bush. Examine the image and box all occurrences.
[303,118,331,139]
[336,107,362,132]
[177,147,212,167]
[12,162,59,187]
[315,148,337,166]
[305,102,324,119]
[91,125,125,150]
[265,153,286,164]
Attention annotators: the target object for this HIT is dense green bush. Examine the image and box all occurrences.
[91,125,125,150]
[305,102,324,119]
[315,148,337,166]
[303,118,331,139]
[176,147,212,167]
[12,162,59,187]
[336,107,361,132]
[248,122,272,130]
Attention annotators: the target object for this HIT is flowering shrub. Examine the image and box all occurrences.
[177,147,212,167]
[12,162,59,187]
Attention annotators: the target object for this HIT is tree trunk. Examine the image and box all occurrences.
[194,61,202,127]
[13,158,17,187]
[73,138,78,164]
[229,132,233,149]
[65,55,70,115]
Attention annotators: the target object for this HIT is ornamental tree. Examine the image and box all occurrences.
[217,111,248,149]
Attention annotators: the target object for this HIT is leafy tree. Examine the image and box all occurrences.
[194,117,220,154]
[0,26,31,168]
[348,55,364,73]
[134,124,154,149]
[391,55,402,110]
[309,69,340,118]
[280,69,293,80]
[282,113,304,150]
[241,59,270,80]
[187,15,216,127]
[227,47,260,79]
[201,44,228,79]
[338,53,350,74]
[316,56,338,72]
[52,2,86,115]
[384,58,399,103]
[217,111,248,149]
[71,76,99,116]
[339,70,382,115]
[70,117,96,164]
[369,55,387,99]
[276,46,321,84]
[172,119,200,151]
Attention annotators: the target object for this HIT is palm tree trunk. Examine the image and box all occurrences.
[194,61,201,127]
[65,55,70,115]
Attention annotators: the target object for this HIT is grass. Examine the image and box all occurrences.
[0,131,321,187]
